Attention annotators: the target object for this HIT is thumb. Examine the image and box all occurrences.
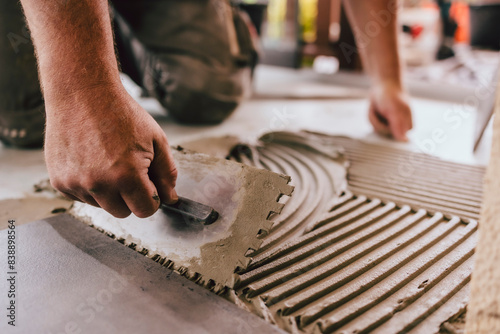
[149,134,178,204]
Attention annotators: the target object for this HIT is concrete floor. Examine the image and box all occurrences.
[0,65,492,227]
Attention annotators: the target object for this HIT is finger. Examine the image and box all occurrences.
[407,110,414,130]
[80,193,101,208]
[387,110,412,142]
[120,173,161,218]
[51,178,84,202]
[59,191,81,202]
[368,106,391,137]
[148,133,178,205]
[61,190,100,208]
[92,191,132,218]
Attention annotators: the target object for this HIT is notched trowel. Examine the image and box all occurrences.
[70,147,293,291]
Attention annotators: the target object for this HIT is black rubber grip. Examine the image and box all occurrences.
[161,197,219,225]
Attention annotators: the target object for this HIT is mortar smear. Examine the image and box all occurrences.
[182,131,480,334]
[71,130,481,334]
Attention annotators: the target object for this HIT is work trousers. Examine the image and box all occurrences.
[0,0,256,147]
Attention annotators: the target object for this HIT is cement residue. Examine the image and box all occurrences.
[0,196,73,230]
[0,177,73,230]
[440,309,466,334]
[177,135,242,160]
[183,131,479,334]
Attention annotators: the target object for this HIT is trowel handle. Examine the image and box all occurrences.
[161,197,219,225]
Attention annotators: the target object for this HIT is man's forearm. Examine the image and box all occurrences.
[342,0,402,88]
[20,0,120,111]
[18,0,178,217]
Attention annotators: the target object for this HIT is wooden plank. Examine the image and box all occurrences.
[466,71,500,333]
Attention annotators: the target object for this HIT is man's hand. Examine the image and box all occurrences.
[342,0,413,141]
[45,85,178,218]
[368,83,413,141]
[19,0,177,218]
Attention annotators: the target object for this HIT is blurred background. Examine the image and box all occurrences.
[234,0,499,90]
[223,0,499,161]
[117,0,500,165]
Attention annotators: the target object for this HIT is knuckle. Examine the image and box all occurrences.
[60,192,77,201]
[80,175,102,192]
[51,176,78,193]
[158,133,169,146]
[113,165,138,185]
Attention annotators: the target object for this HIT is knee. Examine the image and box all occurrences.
[153,56,250,125]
